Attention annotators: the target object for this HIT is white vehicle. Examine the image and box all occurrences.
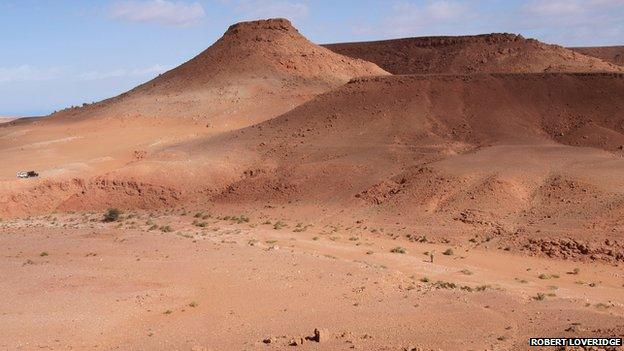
[17,171,39,178]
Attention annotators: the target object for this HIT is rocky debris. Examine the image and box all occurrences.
[355,179,404,205]
[288,337,305,346]
[521,238,624,263]
[133,150,147,160]
[565,323,586,333]
[262,336,276,344]
[304,328,330,343]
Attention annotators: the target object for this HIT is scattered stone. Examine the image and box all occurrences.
[263,337,275,344]
[288,337,305,346]
[565,323,585,333]
[312,328,329,342]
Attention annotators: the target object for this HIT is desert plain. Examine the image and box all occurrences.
[1,18,624,350]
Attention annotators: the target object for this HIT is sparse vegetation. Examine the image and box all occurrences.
[293,223,312,232]
[442,248,454,256]
[475,285,490,291]
[434,281,457,289]
[189,301,198,308]
[459,269,473,275]
[103,208,121,222]
[390,246,407,254]
[533,293,546,301]
[39,252,49,257]
[407,234,428,243]
[568,267,580,275]
[160,225,173,233]
[192,220,208,227]
[230,215,250,224]
[273,221,286,230]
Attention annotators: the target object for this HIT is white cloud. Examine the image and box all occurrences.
[353,0,623,46]
[130,64,172,75]
[0,65,62,83]
[110,0,206,26]
[523,0,624,18]
[520,0,624,44]
[423,0,466,20]
[231,0,309,21]
[362,0,472,38]
[525,1,583,16]
[79,69,127,81]
[78,64,172,81]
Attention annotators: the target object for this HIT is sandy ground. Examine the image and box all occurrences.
[1,211,622,350]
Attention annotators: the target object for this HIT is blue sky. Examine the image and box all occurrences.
[1,0,623,116]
